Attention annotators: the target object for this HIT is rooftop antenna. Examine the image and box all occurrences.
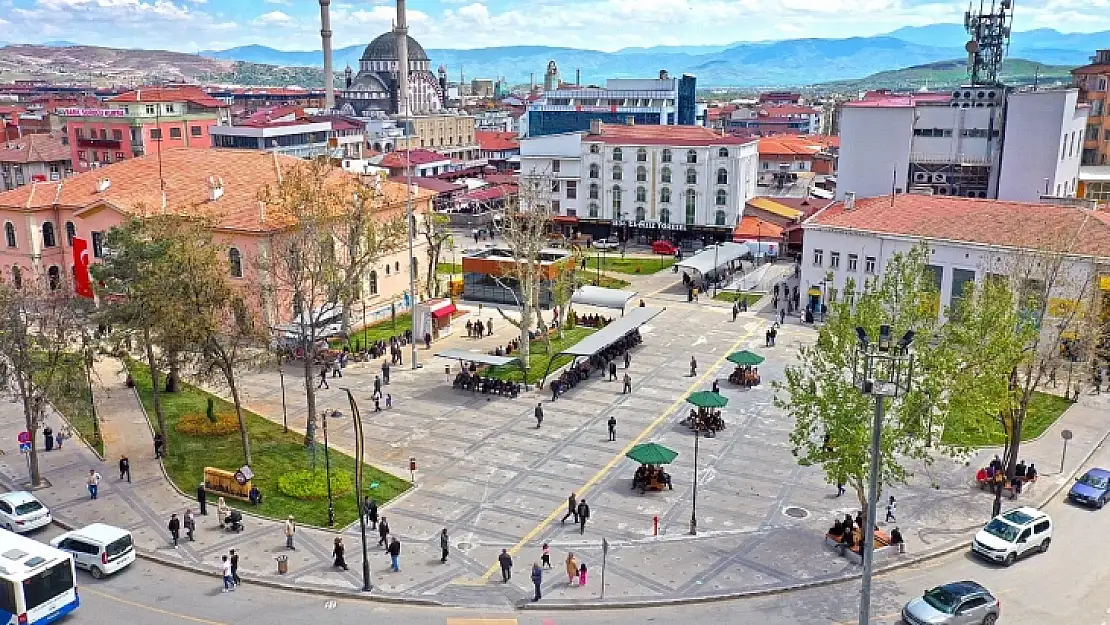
[963,0,1014,86]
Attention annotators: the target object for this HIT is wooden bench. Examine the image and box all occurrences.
[976,472,1037,497]
[827,530,899,564]
[640,474,670,493]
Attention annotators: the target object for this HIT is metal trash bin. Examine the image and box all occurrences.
[276,555,288,575]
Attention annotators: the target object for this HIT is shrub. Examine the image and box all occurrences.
[277,469,354,500]
[176,412,240,436]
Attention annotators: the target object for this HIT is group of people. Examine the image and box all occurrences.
[772,283,800,313]
[828,511,905,555]
[631,464,673,492]
[452,370,522,397]
[730,298,749,321]
[764,324,779,347]
[550,330,641,400]
[682,408,726,435]
[977,456,1037,499]
[728,365,761,387]
[466,318,493,338]
[41,424,70,451]
[489,338,521,357]
[569,312,611,328]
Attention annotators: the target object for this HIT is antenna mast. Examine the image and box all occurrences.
[963,0,1014,86]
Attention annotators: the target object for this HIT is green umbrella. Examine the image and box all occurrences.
[685,390,729,408]
[727,350,765,366]
[625,442,679,465]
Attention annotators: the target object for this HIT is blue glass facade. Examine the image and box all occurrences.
[527,111,663,138]
[677,75,697,126]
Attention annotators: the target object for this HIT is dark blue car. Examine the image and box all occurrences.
[1068,468,1110,508]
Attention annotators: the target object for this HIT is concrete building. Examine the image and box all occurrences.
[0,133,71,191]
[474,131,519,171]
[392,113,479,163]
[210,108,365,160]
[376,149,454,177]
[520,121,758,245]
[523,71,699,138]
[836,88,1088,203]
[1072,49,1110,167]
[727,104,823,135]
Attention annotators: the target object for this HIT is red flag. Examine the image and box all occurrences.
[72,237,94,299]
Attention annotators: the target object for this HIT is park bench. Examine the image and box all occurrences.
[975,469,1037,498]
[639,474,670,493]
[826,529,898,564]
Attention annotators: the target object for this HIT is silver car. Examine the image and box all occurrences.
[902,581,1000,625]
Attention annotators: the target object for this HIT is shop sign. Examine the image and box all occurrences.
[616,220,686,232]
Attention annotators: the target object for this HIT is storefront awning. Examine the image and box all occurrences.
[807,287,822,297]
[431,303,457,319]
[571,285,638,311]
[553,215,579,224]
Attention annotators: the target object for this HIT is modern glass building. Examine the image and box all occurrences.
[523,74,699,138]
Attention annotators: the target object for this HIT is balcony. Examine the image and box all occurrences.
[77,137,122,149]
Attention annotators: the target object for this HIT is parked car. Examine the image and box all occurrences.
[0,491,51,533]
[593,238,620,250]
[651,240,679,255]
[51,523,135,579]
[972,506,1051,566]
[1068,467,1110,508]
[902,581,1000,625]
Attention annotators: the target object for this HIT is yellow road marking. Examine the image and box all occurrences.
[82,586,228,625]
[479,323,763,581]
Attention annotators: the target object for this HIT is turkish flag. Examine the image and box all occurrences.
[72,237,94,299]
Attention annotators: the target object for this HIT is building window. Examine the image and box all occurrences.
[718,147,729,158]
[636,186,647,202]
[165,104,175,114]
[115,152,125,160]
[636,148,647,162]
[661,167,672,184]
[395,261,400,272]
[47,266,60,291]
[717,168,728,185]
[551,180,560,193]
[169,127,182,139]
[660,187,671,203]
[552,200,561,213]
[42,222,56,248]
[112,129,123,141]
[229,248,243,278]
[612,165,622,181]
[552,160,560,173]
[612,147,623,161]
[92,231,104,258]
[686,149,697,164]
[589,202,599,218]
[612,186,622,213]
[77,150,86,161]
[715,190,727,206]
[4,222,15,248]
[151,129,163,141]
[813,249,824,266]
[636,166,647,182]
[145,105,156,115]
[65,221,76,246]
[660,208,671,224]
[589,144,600,154]
[566,180,577,199]
[661,149,672,163]
[685,189,696,224]
[385,264,391,276]
[191,126,203,137]
[11,266,21,290]
[865,256,876,274]
[829,251,840,269]
[589,183,599,200]
[589,164,599,179]
[635,206,646,221]
[369,270,378,295]
[714,210,726,226]
[686,168,697,184]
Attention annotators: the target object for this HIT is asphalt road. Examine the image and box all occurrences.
[40,420,1110,625]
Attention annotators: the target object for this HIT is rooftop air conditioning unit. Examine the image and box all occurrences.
[914,172,930,183]
[932,173,947,183]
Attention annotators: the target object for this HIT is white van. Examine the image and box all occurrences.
[972,506,1052,566]
[50,523,135,579]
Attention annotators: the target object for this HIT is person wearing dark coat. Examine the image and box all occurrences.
[167,514,180,547]
[119,455,131,482]
[43,426,54,451]
[364,497,378,529]
[576,500,591,534]
[388,537,401,572]
[561,492,578,524]
[535,403,544,428]
[378,517,390,548]
[609,361,617,381]
[498,549,513,582]
[197,483,208,515]
[531,562,543,601]
[333,538,349,570]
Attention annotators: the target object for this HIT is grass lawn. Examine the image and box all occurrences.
[486,326,596,384]
[36,353,103,456]
[577,274,632,290]
[127,362,410,527]
[437,262,463,275]
[940,391,1073,447]
[335,312,413,351]
[583,256,675,275]
[713,291,764,306]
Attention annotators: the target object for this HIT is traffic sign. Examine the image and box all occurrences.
[18,442,31,454]
[17,431,30,444]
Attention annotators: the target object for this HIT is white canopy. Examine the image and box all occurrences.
[676,242,750,277]
[571,285,638,311]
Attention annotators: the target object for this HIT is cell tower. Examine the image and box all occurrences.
[963,0,1014,86]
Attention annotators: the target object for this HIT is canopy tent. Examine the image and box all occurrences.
[435,349,528,387]
[540,306,664,385]
[571,285,638,313]
[686,390,729,408]
[726,350,765,366]
[675,242,751,277]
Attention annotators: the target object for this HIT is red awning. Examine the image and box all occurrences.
[553,215,579,224]
[431,303,457,319]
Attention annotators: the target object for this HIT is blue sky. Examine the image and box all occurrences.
[2,0,1108,52]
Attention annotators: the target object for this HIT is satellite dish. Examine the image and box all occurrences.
[965,40,980,53]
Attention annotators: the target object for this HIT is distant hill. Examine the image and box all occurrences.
[0,44,236,85]
[809,58,1075,92]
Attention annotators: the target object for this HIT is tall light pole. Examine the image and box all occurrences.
[322,410,337,527]
[689,426,700,535]
[278,357,288,433]
[343,389,372,592]
[852,325,915,625]
[405,148,418,370]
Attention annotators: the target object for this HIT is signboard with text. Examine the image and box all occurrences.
[57,108,126,118]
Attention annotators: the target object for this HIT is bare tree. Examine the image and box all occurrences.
[549,248,581,340]
[421,210,452,299]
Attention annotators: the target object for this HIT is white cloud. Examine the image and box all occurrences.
[253,10,292,25]
[263,0,290,4]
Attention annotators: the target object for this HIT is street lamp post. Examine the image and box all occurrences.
[322,410,337,527]
[712,242,720,297]
[689,425,700,535]
[852,325,915,625]
[278,361,288,433]
[343,389,372,592]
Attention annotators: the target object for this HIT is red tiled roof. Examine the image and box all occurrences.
[733,216,784,239]
[807,195,1110,258]
[240,106,304,126]
[388,176,464,194]
[474,130,519,152]
[590,123,757,147]
[0,133,69,164]
[379,149,451,168]
[109,86,226,109]
[844,92,953,108]
[1072,63,1110,75]
[458,184,515,202]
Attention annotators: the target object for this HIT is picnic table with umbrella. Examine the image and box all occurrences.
[682,390,728,436]
[626,443,678,493]
[726,350,764,387]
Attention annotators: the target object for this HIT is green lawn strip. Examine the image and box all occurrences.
[437,262,463,275]
[485,326,596,384]
[712,291,764,306]
[333,312,413,351]
[577,274,632,290]
[583,256,675,275]
[34,353,103,456]
[940,390,1073,447]
[126,361,410,527]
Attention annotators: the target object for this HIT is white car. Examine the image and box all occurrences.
[51,523,135,579]
[593,238,620,250]
[0,491,51,533]
[972,506,1052,566]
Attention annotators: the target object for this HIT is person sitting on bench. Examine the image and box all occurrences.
[829,519,844,537]
[632,466,647,490]
[1026,463,1038,481]
[1015,460,1027,478]
[890,527,905,553]
[658,469,673,490]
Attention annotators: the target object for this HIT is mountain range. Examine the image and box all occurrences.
[200,25,1104,86]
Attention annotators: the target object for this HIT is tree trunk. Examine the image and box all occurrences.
[142,326,168,456]
[17,377,41,487]
[166,358,180,393]
[302,346,317,447]
[227,377,253,467]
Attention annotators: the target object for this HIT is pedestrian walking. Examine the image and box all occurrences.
[118,455,130,482]
[424,332,432,350]
[498,549,513,582]
[43,426,53,451]
[541,542,551,568]
[531,562,543,601]
[565,553,578,586]
[440,528,449,564]
[560,493,578,524]
[168,514,180,547]
[332,538,349,571]
[578,562,588,587]
[284,515,296,550]
[388,537,401,572]
[689,356,697,377]
[86,469,101,499]
[197,482,208,515]
[221,555,234,592]
[183,509,196,541]
[488,318,494,336]
[55,428,65,450]
[230,549,241,584]
[609,360,617,381]
[374,375,382,395]
[624,351,631,369]
[551,379,560,401]
[386,393,392,409]
[885,496,897,523]
[622,373,631,394]
[779,309,786,325]
[153,432,165,458]
[607,416,617,442]
[317,367,329,389]
[576,499,590,534]
[836,481,845,497]
[332,360,342,378]
[535,403,544,428]
[378,517,390,548]
[383,360,391,384]
[367,498,379,529]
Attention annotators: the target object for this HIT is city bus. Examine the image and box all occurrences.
[0,530,79,625]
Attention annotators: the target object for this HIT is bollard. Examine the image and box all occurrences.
[445,364,451,375]
[653,515,659,536]
[276,555,288,575]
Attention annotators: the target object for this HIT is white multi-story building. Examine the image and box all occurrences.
[520,121,758,244]
[836,88,1089,203]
